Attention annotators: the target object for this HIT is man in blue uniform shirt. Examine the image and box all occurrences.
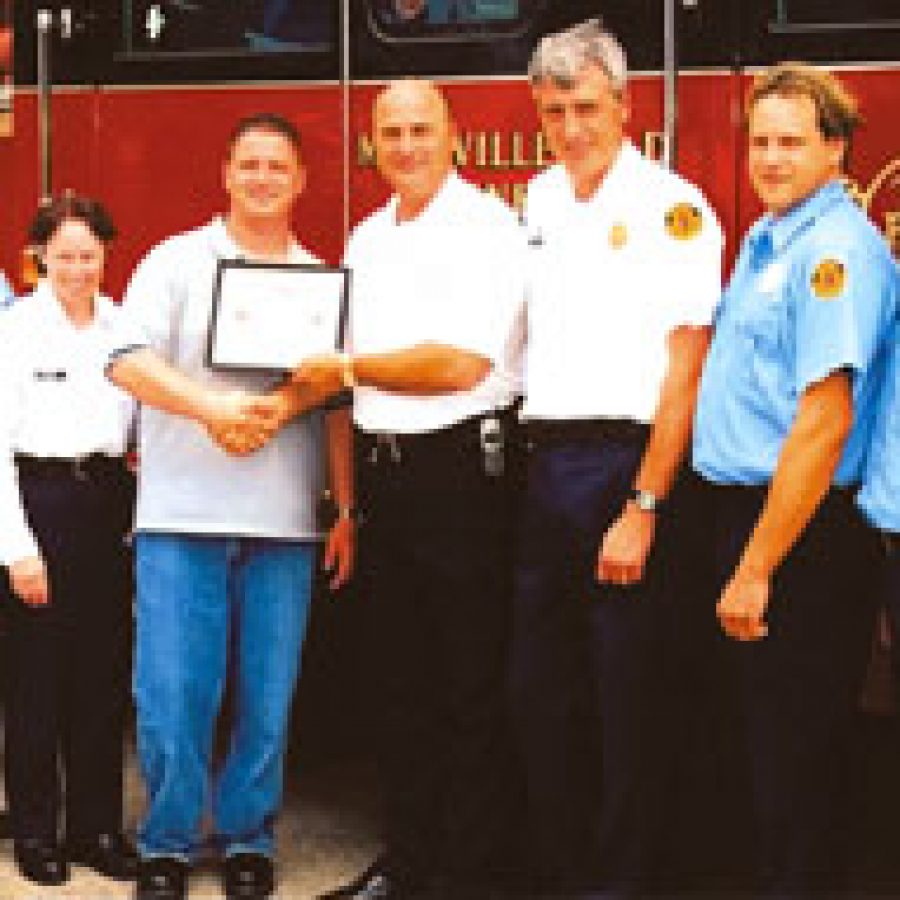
[692,63,898,895]
[858,285,900,691]
[0,269,15,308]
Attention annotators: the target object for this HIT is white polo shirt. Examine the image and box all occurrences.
[110,217,327,540]
[522,141,723,422]
[0,282,136,564]
[345,171,526,434]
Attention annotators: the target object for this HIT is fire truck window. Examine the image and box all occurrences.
[775,0,898,26]
[123,1,336,56]
[372,0,521,34]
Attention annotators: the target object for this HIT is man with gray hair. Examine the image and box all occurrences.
[509,19,723,896]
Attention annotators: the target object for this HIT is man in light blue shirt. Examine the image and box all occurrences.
[858,298,900,685]
[691,63,897,895]
[0,270,15,308]
[693,177,895,489]
[859,315,900,535]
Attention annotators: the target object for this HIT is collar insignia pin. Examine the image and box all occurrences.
[609,222,628,249]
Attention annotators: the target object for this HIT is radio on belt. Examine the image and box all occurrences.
[479,415,504,477]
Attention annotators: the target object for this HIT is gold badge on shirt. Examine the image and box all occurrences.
[609,222,628,249]
[810,258,846,300]
[664,203,703,240]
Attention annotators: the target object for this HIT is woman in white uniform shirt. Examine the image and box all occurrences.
[0,195,138,886]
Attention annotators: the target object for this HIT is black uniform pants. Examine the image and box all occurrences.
[508,431,672,897]
[2,460,134,841]
[355,419,516,888]
[698,479,878,897]
[875,531,900,684]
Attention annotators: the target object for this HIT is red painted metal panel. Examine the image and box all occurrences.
[1,68,897,299]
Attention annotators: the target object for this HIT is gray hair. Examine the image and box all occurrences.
[528,19,628,94]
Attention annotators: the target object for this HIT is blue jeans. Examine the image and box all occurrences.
[133,533,314,861]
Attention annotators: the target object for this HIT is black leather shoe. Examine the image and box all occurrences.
[14,837,70,886]
[222,852,275,899]
[135,856,189,900]
[69,830,140,880]
[318,858,422,899]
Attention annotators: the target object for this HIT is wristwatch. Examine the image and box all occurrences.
[628,487,662,513]
[336,504,357,522]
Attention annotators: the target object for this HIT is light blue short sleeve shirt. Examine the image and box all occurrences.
[0,271,15,309]
[858,301,900,532]
[692,180,897,487]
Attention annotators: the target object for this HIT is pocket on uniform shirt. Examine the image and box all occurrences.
[734,292,786,360]
[731,294,797,406]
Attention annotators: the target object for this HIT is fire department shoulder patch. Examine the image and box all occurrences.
[810,258,846,300]
[664,202,703,240]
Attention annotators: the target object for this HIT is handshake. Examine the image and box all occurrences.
[198,353,349,456]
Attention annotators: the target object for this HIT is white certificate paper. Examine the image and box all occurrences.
[208,261,349,372]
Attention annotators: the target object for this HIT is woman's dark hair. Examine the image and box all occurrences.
[28,192,117,247]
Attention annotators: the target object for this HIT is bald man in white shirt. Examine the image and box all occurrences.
[269,80,525,900]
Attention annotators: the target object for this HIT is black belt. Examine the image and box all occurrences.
[14,453,126,482]
[525,417,649,447]
[696,475,860,503]
[357,409,513,465]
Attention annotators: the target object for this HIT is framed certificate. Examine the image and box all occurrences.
[207,259,349,373]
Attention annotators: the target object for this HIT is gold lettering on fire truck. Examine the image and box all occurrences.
[481,181,528,213]
[845,156,900,258]
[885,212,900,259]
[356,130,552,171]
[357,134,376,167]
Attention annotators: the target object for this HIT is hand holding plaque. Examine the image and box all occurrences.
[207,260,349,373]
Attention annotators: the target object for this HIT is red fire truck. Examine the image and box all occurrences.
[0,0,897,298]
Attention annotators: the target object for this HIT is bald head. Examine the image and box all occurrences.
[372,79,457,217]
[374,79,453,130]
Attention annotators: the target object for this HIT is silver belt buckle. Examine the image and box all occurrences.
[72,457,89,481]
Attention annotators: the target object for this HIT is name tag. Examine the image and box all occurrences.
[756,262,786,295]
[33,369,67,381]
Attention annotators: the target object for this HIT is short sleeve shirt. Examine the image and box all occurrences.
[111,217,327,539]
[345,172,526,434]
[858,300,900,532]
[0,271,15,309]
[0,282,136,563]
[521,141,723,422]
[693,180,898,487]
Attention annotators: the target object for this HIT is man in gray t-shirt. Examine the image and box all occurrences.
[107,113,352,900]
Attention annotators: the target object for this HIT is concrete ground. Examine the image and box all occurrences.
[0,755,382,899]
[0,580,382,899]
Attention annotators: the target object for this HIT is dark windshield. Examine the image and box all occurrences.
[123,1,336,56]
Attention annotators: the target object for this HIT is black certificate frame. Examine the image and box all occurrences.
[206,258,350,375]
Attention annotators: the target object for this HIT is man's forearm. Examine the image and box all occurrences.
[633,326,711,499]
[107,348,212,423]
[737,372,852,580]
[276,342,494,424]
[325,408,353,512]
[352,343,491,395]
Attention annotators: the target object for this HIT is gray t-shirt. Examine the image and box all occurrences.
[112,217,326,540]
